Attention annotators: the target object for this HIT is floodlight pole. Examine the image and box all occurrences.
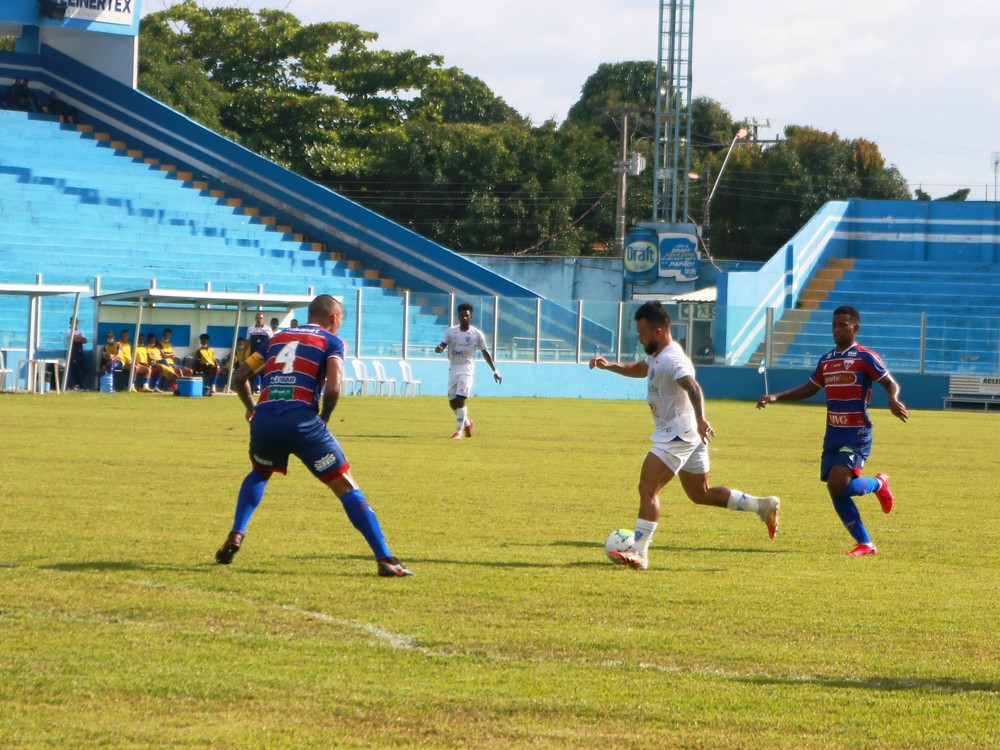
[708,128,748,204]
[992,152,1000,202]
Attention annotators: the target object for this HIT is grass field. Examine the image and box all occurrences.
[1,391,998,749]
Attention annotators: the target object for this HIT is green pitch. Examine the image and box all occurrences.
[1,393,998,748]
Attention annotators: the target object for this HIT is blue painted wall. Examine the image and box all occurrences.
[391,359,948,410]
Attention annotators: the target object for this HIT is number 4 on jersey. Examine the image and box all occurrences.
[274,341,299,373]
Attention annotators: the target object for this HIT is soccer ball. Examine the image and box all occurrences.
[604,528,635,560]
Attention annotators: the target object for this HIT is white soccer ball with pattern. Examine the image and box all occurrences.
[604,528,635,560]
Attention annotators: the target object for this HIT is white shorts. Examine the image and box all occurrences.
[650,436,710,475]
[447,371,474,400]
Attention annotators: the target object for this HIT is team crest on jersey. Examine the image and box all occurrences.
[843,359,855,369]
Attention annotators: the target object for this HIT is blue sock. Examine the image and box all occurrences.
[339,489,391,559]
[831,493,871,544]
[846,477,881,496]
[232,470,268,533]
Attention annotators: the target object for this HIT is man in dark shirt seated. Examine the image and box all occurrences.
[693,337,716,364]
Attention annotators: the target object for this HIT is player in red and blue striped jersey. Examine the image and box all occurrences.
[214,294,413,577]
[757,306,908,556]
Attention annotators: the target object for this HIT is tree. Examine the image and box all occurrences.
[565,61,657,140]
[139,1,447,175]
[916,187,970,202]
[415,67,525,126]
[703,126,912,260]
[336,119,616,255]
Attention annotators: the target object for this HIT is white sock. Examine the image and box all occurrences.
[633,518,657,557]
[726,489,761,514]
[455,406,467,433]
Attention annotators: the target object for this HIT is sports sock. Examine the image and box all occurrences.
[831,493,871,544]
[232,470,268,533]
[455,406,467,434]
[726,489,760,514]
[846,477,881,496]
[339,489,391,559]
[632,518,658,557]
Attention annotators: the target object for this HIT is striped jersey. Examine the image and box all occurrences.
[809,343,889,450]
[248,324,345,414]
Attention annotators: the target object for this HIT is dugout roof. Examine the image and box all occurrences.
[92,285,325,392]
[0,281,92,389]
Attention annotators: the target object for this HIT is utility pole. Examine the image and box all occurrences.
[702,161,711,250]
[607,104,647,255]
[615,109,630,256]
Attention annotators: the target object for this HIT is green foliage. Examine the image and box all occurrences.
[416,67,525,125]
[914,186,972,202]
[565,61,657,139]
[134,8,934,260]
[138,0,445,175]
[332,119,617,255]
[704,126,912,260]
[1,394,999,748]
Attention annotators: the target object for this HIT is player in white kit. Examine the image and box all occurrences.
[589,301,779,570]
[435,303,502,439]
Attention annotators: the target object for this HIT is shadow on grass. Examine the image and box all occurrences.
[289,552,728,573]
[550,540,788,555]
[736,674,1000,694]
[40,560,282,575]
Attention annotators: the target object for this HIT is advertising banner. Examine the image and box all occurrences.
[658,233,699,282]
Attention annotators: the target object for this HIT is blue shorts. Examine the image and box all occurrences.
[820,444,870,482]
[248,406,350,482]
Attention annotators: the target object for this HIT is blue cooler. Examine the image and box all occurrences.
[176,377,203,397]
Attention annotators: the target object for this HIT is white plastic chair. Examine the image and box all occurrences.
[371,360,397,396]
[0,351,13,392]
[398,360,422,396]
[350,359,376,396]
[341,361,356,396]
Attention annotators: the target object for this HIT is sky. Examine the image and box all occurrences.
[142,0,1000,200]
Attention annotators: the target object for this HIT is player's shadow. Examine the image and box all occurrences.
[736,674,1000,694]
[551,540,787,555]
[660,545,787,555]
[292,553,561,569]
[41,560,282,576]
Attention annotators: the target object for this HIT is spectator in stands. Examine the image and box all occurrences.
[66,317,88,391]
[7,79,39,113]
[693,338,716,364]
[290,319,299,328]
[42,90,78,124]
[756,305,908,556]
[247,313,272,394]
[195,333,220,394]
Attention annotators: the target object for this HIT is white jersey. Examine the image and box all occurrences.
[441,325,488,376]
[646,341,698,443]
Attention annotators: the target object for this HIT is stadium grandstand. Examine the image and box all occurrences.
[2,1,999,409]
